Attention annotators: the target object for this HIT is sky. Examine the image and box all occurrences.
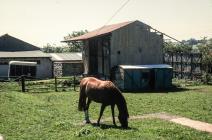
[0,0,212,47]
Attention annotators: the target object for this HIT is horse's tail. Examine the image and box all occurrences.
[78,83,86,111]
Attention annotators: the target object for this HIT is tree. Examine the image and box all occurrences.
[197,37,212,84]
[42,43,68,53]
[182,38,199,46]
[42,30,88,53]
[163,41,192,53]
[64,30,88,52]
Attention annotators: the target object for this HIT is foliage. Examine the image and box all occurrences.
[64,30,88,52]
[0,83,212,139]
[41,43,70,53]
[197,38,212,65]
[172,78,203,87]
[163,41,192,53]
[164,38,212,84]
[42,30,88,53]
[197,37,212,84]
[182,38,200,46]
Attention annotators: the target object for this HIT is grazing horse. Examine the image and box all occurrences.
[78,77,129,128]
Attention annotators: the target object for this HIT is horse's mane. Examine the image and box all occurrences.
[112,85,129,118]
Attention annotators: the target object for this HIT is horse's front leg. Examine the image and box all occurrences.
[111,104,117,126]
[84,99,91,124]
[97,104,106,126]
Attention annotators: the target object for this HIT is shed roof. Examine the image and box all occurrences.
[49,53,82,62]
[0,34,40,51]
[62,21,136,42]
[119,64,172,69]
[0,51,51,58]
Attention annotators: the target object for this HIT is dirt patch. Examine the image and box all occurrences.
[0,134,4,140]
[190,87,212,94]
[131,112,212,133]
[129,112,179,120]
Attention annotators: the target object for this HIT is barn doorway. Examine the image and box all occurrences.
[88,36,111,77]
[88,39,98,74]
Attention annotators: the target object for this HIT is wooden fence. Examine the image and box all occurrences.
[164,52,202,80]
[25,75,82,92]
[0,75,82,93]
[54,76,81,92]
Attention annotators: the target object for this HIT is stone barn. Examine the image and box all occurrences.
[63,20,164,79]
[0,34,52,79]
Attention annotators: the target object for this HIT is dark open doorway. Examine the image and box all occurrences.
[149,69,155,89]
[88,39,98,74]
[88,35,111,77]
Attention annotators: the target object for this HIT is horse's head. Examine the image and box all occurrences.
[115,88,129,128]
[118,112,129,128]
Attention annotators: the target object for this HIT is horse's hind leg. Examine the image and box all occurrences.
[97,104,106,126]
[111,104,117,126]
[84,99,91,123]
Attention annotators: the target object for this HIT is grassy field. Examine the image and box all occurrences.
[0,82,212,139]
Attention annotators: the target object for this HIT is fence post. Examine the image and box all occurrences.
[55,77,58,92]
[74,75,76,91]
[21,75,25,92]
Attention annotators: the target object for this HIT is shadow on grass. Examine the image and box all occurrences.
[91,123,138,131]
[123,85,190,94]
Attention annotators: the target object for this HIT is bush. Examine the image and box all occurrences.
[202,72,212,84]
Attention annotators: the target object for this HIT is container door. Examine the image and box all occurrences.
[164,69,172,88]
[155,69,164,90]
[132,69,141,91]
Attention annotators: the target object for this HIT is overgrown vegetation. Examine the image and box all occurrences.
[164,37,212,84]
[0,82,212,139]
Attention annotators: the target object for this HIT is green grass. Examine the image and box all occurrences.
[0,84,212,139]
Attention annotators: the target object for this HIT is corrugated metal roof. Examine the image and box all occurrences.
[49,53,82,61]
[0,34,40,51]
[63,21,135,42]
[0,51,51,58]
[119,64,172,69]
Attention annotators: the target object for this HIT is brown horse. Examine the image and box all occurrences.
[78,77,129,128]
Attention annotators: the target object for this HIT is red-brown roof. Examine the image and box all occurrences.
[63,21,135,42]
